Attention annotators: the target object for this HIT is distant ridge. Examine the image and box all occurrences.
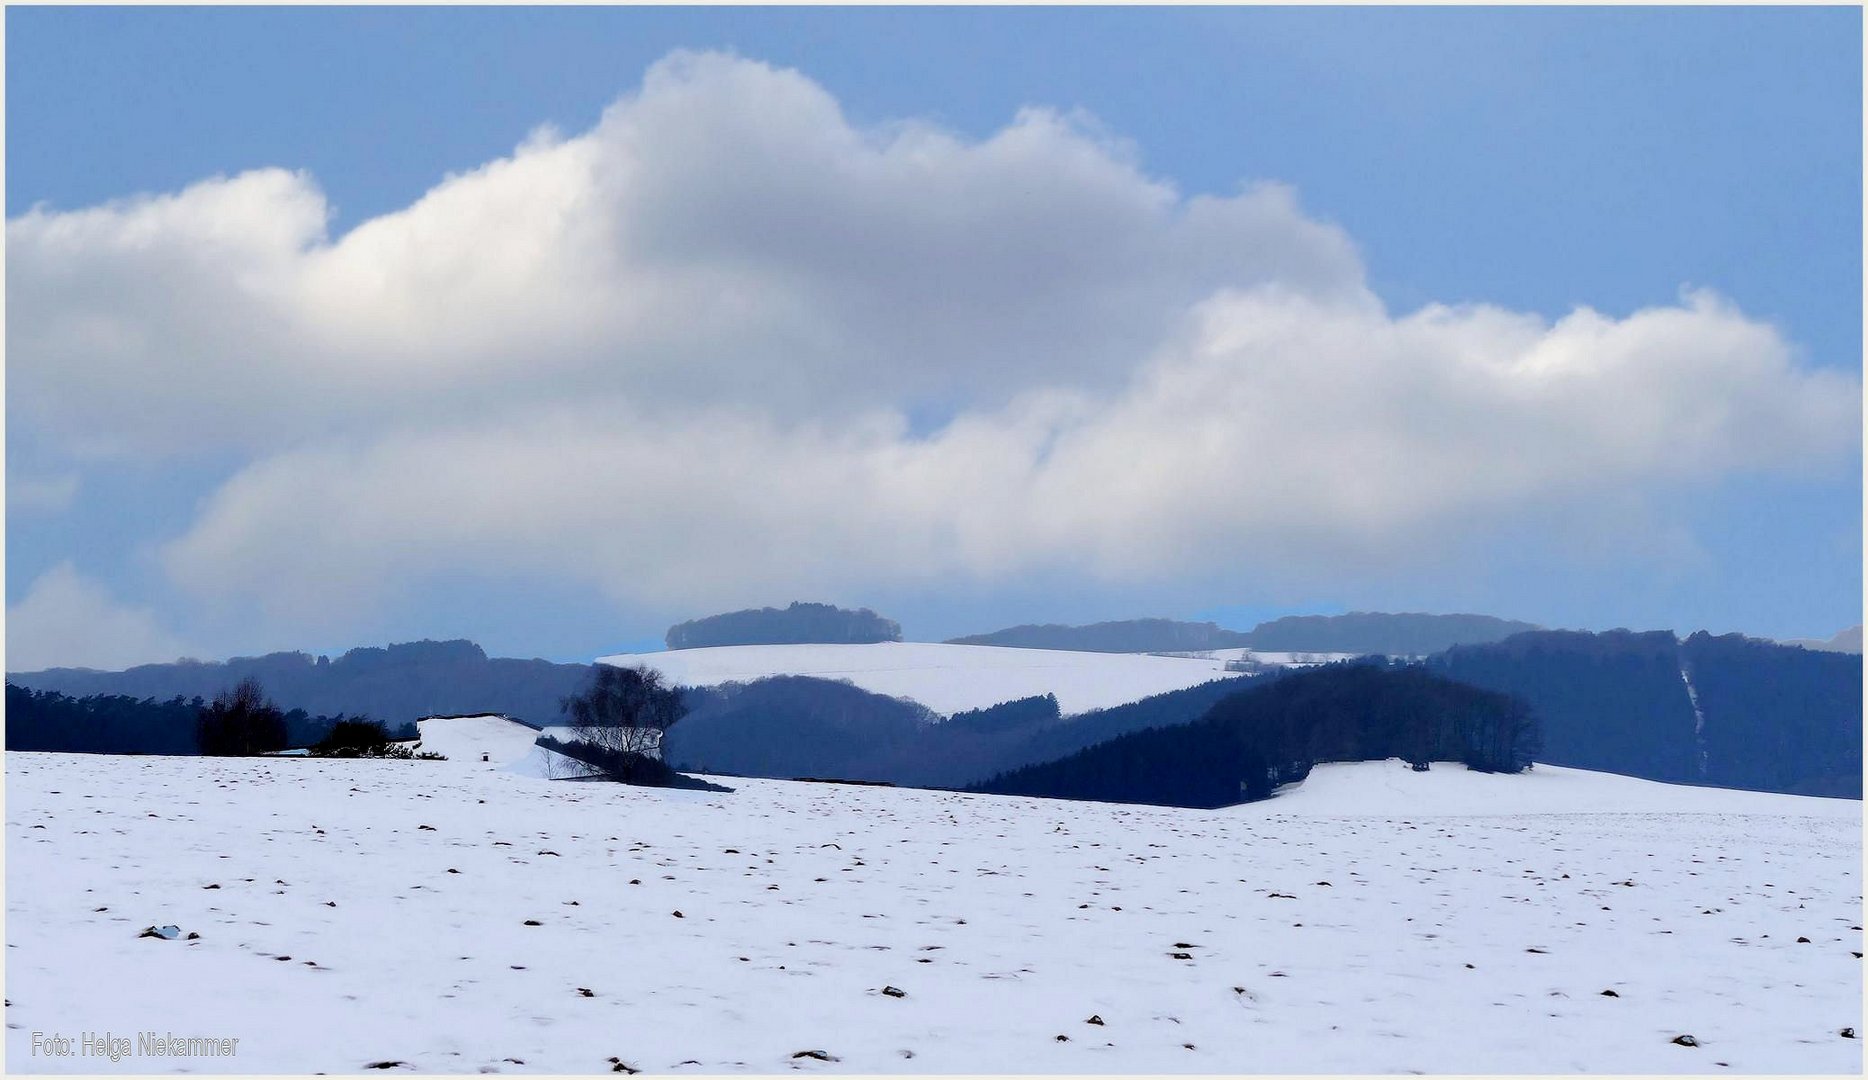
[945,619,1250,653]
[1244,612,1540,656]
[7,639,591,730]
[948,611,1539,657]
[665,602,901,650]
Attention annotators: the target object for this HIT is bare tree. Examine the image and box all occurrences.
[559,664,687,783]
[196,677,289,756]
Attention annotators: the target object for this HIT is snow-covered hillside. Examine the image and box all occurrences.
[414,714,598,781]
[595,641,1246,715]
[1264,759,1863,816]
[6,729,1859,1074]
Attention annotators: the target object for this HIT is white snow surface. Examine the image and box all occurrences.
[1266,759,1863,817]
[412,714,599,781]
[596,641,1245,715]
[416,714,543,767]
[6,745,1860,1075]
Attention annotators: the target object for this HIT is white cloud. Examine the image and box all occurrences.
[6,563,192,671]
[159,287,1859,636]
[7,50,1860,642]
[7,50,1363,459]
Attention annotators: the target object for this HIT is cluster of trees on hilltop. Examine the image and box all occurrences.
[1429,629,1861,798]
[7,681,415,756]
[973,662,1539,808]
[8,639,590,729]
[664,602,903,649]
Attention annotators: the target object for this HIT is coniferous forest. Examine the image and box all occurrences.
[5,683,413,755]
[1432,630,1861,797]
[973,662,1539,808]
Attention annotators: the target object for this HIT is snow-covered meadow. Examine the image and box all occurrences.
[6,716,1860,1074]
[593,642,1251,715]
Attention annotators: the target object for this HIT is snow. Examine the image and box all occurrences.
[1264,759,1863,817]
[410,714,598,781]
[595,642,1248,715]
[415,715,541,768]
[7,744,1859,1074]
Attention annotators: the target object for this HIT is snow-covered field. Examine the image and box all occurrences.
[595,642,1247,715]
[6,717,1860,1074]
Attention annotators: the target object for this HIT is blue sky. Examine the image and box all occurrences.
[6,7,1861,666]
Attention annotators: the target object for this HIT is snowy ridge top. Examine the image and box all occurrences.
[595,640,1244,715]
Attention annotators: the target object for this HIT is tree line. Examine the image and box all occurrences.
[8,638,592,730]
[7,679,420,757]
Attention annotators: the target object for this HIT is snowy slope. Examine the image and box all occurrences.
[415,714,541,766]
[596,641,1245,715]
[1265,759,1863,817]
[6,747,1859,1075]
[415,714,598,781]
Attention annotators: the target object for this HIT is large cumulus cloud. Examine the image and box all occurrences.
[8,50,1859,641]
[8,50,1364,457]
